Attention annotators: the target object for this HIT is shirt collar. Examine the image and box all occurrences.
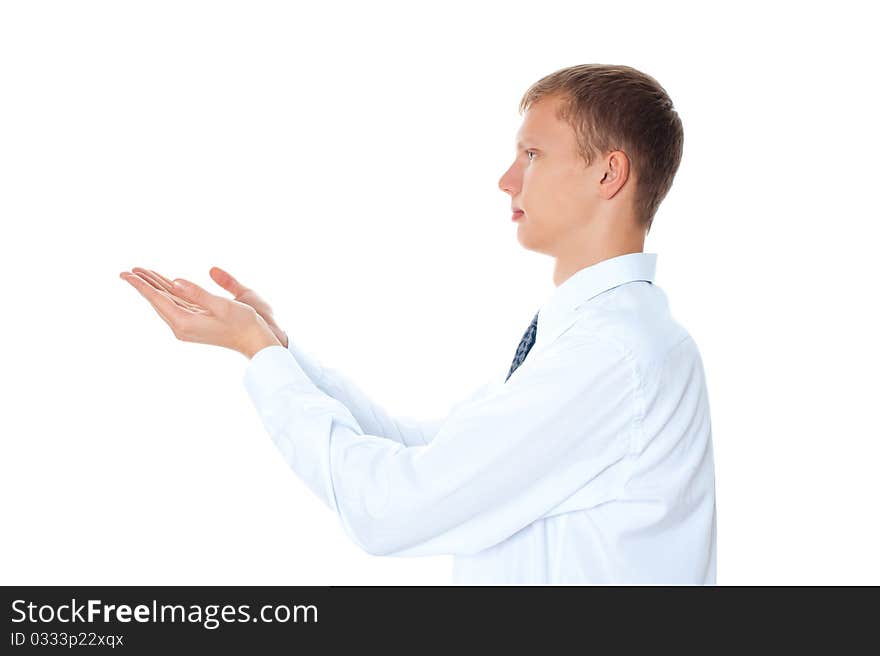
[532,251,658,353]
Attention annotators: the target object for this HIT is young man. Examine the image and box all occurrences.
[121,63,716,584]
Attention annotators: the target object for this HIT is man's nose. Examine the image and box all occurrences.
[498,165,518,195]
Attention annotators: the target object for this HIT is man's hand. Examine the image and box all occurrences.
[120,267,282,359]
[207,266,289,349]
[128,266,289,349]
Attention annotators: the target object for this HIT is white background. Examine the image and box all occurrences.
[1,0,878,585]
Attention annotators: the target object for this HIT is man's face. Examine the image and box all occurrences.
[498,94,602,255]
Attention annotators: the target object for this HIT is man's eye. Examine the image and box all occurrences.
[526,150,536,161]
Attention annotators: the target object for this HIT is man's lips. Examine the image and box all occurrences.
[512,210,524,221]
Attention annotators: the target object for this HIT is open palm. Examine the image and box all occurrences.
[130,265,288,348]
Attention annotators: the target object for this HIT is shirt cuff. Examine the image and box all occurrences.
[243,344,319,403]
[285,334,326,387]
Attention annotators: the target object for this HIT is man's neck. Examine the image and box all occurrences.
[552,235,646,287]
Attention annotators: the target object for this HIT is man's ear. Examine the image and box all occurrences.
[599,151,630,198]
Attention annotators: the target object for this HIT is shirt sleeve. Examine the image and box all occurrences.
[243,330,636,557]
[284,334,451,447]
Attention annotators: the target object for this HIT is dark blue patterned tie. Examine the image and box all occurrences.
[505,311,539,382]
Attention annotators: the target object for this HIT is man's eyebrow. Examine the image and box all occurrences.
[515,139,541,150]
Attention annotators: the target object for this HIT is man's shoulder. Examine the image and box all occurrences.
[572,281,698,368]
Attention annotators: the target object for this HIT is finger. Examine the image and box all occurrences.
[172,277,225,314]
[123,272,191,312]
[132,267,177,295]
[131,267,206,312]
[128,269,208,314]
[209,266,248,298]
[121,272,192,334]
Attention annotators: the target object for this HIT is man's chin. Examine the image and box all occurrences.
[516,229,550,255]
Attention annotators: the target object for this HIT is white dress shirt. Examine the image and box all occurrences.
[243,251,717,584]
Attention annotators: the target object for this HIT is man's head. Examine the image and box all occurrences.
[498,64,683,268]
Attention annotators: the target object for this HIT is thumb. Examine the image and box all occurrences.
[173,278,223,313]
[209,266,248,298]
